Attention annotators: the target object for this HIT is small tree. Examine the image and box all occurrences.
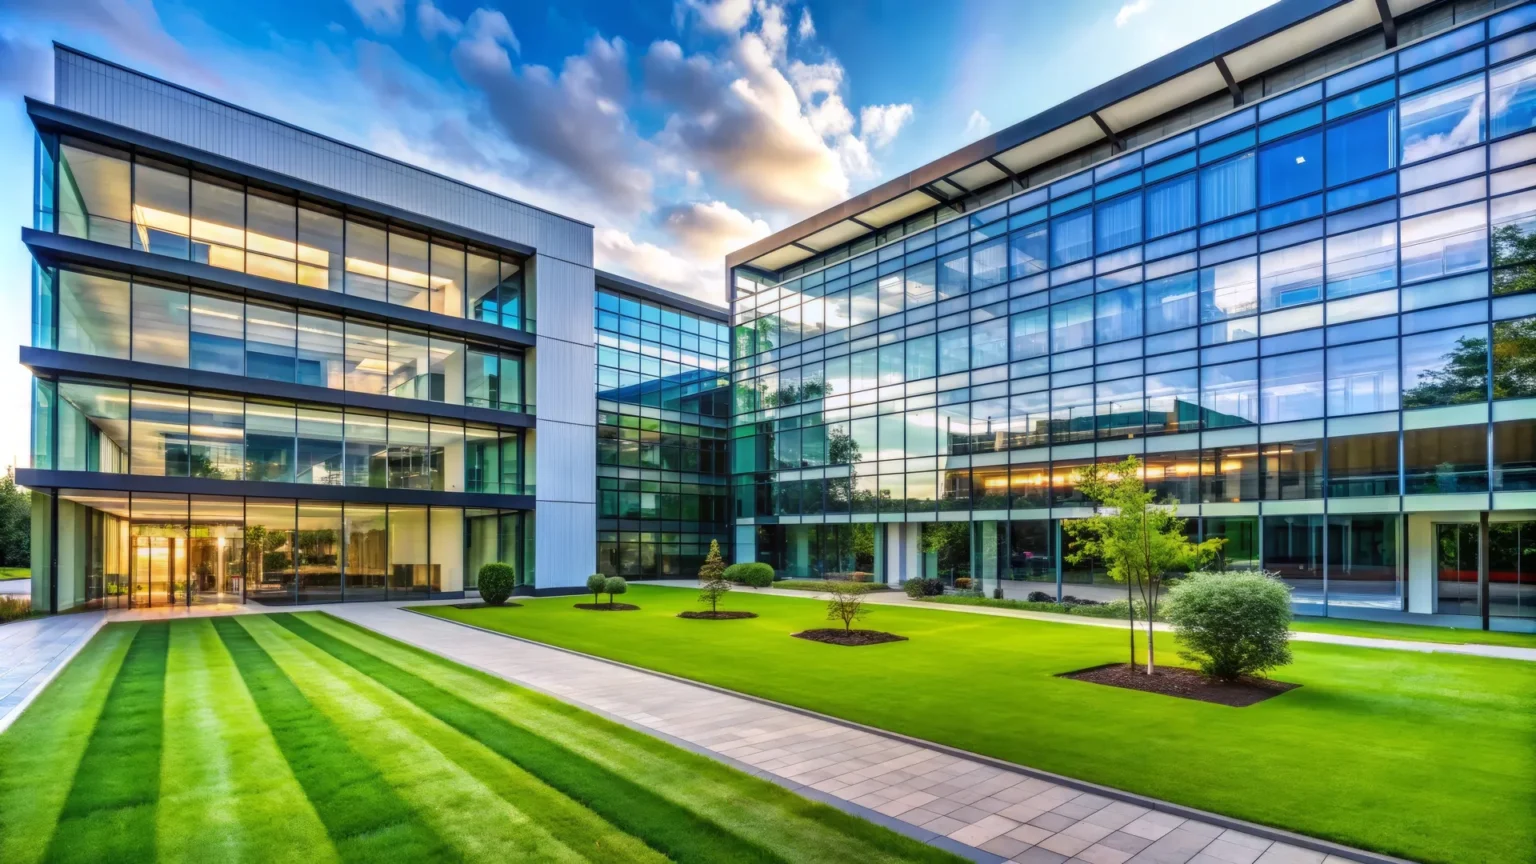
[1165,571,1294,680]
[1064,456,1223,675]
[825,581,871,632]
[698,540,730,613]
[478,562,516,606]
[604,576,628,608]
[586,573,607,605]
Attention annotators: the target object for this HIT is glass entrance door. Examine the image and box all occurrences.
[187,535,241,605]
[131,536,185,607]
[1435,523,1480,616]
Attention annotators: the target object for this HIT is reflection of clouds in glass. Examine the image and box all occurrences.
[1402,80,1485,165]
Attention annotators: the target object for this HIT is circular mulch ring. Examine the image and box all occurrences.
[452,601,522,609]
[677,610,759,620]
[573,603,641,611]
[1059,663,1298,707]
[792,628,908,646]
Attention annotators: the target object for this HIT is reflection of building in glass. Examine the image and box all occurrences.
[594,274,731,579]
[726,0,1536,631]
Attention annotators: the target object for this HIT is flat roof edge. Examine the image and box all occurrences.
[595,269,729,320]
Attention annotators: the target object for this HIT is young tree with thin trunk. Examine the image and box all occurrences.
[698,539,730,613]
[825,581,871,632]
[1064,456,1223,674]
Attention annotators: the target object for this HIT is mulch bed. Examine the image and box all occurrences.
[450,602,521,609]
[792,628,908,646]
[677,610,759,620]
[573,603,641,611]
[1060,663,1298,707]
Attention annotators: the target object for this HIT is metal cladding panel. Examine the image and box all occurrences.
[535,256,597,347]
[535,418,596,504]
[534,340,596,427]
[534,500,596,588]
[52,48,591,265]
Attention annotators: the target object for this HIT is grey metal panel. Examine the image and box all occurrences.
[53,47,592,266]
[535,418,596,504]
[534,341,597,428]
[534,500,596,588]
[535,256,597,347]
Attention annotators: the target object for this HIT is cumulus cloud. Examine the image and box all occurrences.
[1116,0,1152,28]
[416,0,461,40]
[860,103,913,149]
[595,227,725,302]
[0,0,211,84]
[657,200,771,260]
[682,0,753,34]
[797,7,814,40]
[349,0,406,34]
[454,30,650,213]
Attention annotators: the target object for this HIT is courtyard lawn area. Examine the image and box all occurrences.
[0,568,29,580]
[421,585,1536,864]
[0,613,957,864]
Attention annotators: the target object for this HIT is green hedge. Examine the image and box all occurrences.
[477,563,516,606]
[723,562,774,588]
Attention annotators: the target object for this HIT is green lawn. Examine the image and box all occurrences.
[1290,615,1536,648]
[0,568,29,581]
[421,586,1536,864]
[0,613,957,864]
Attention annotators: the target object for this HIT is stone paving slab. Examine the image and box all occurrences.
[326,602,1405,864]
[0,611,106,733]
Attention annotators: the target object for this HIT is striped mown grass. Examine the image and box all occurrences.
[0,614,958,864]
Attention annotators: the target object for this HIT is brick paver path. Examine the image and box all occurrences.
[328,602,1395,864]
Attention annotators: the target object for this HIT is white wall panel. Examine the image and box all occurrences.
[53,48,592,265]
[535,501,596,589]
[535,257,597,346]
[534,340,596,427]
[535,419,596,504]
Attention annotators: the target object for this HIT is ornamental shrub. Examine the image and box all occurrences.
[477,562,516,606]
[903,577,943,599]
[586,573,607,605]
[724,562,774,588]
[603,576,628,607]
[1165,571,1294,681]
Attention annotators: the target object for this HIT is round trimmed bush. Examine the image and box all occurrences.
[1165,571,1294,681]
[603,576,628,606]
[724,562,774,588]
[477,562,516,606]
[586,573,607,604]
[903,577,943,599]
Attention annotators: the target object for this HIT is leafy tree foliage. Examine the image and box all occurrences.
[698,539,730,612]
[0,474,29,568]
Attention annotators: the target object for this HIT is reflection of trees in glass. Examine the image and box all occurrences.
[1493,317,1536,399]
[1403,333,1489,409]
[1493,225,1536,295]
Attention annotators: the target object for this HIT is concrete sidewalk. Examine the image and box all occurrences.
[649,580,1536,662]
[0,611,106,733]
[329,602,1400,864]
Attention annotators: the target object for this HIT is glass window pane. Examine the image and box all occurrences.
[244,501,294,604]
[59,270,130,359]
[1325,223,1398,298]
[131,160,190,259]
[1259,239,1323,310]
[1402,325,1489,408]
[244,402,295,482]
[1494,316,1536,398]
[188,395,243,480]
[1200,152,1256,223]
[1146,270,1198,334]
[389,229,431,309]
[1399,202,1488,283]
[57,139,131,246]
[246,303,297,383]
[467,251,500,323]
[1401,74,1487,165]
[297,312,344,389]
[1051,296,1094,353]
[388,417,431,490]
[190,293,244,375]
[57,381,129,473]
[1008,224,1048,278]
[131,282,189,368]
[388,329,432,401]
[1260,349,1323,422]
[1492,55,1536,138]
[1326,107,1396,187]
[131,388,188,476]
[1201,359,1257,427]
[298,204,344,290]
[344,411,388,487]
[1095,193,1141,252]
[1145,173,1196,238]
[1095,285,1142,343]
[1200,258,1258,323]
[344,502,388,600]
[1050,209,1093,267]
[345,219,388,301]
[1010,308,1048,359]
[938,328,969,374]
[1327,337,1399,415]
[246,191,298,282]
[296,407,344,485]
[1258,129,1322,206]
[971,237,1007,289]
[344,320,389,395]
[971,318,1008,368]
[191,177,246,273]
[430,241,465,317]
[1405,424,1488,492]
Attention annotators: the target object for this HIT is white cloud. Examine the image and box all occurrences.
[860,103,913,149]
[682,0,753,34]
[415,0,461,40]
[348,0,406,34]
[595,227,725,302]
[1116,0,1152,28]
[786,58,841,100]
[797,7,815,40]
[964,109,992,138]
[657,200,771,259]
[755,0,788,57]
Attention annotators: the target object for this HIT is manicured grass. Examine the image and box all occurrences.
[774,579,890,592]
[0,568,30,580]
[1290,615,1536,648]
[421,585,1536,864]
[0,614,957,864]
[917,593,1154,621]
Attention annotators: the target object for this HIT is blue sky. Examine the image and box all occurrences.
[0,0,1276,469]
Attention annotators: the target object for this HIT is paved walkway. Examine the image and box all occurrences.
[328,602,1394,864]
[0,611,106,733]
[650,580,1536,663]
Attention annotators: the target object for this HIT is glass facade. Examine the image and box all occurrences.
[595,286,732,578]
[730,2,1536,628]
